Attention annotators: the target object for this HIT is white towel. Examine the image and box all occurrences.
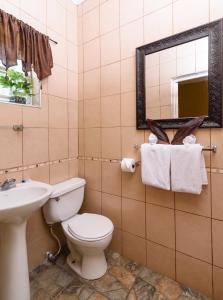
[171,144,208,194]
[141,143,171,190]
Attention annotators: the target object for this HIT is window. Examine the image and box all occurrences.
[0,60,41,107]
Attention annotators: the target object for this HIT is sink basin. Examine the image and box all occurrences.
[0,180,52,300]
[0,181,52,223]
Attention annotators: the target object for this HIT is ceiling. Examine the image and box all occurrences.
[71,0,85,4]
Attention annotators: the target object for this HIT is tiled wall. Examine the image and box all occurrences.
[1,0,223,298]
[0,0,78,270]
[77,0,223,299]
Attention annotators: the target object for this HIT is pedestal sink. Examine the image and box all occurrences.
[0,180,52,300]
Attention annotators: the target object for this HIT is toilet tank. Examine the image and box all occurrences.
[43,178,86,224]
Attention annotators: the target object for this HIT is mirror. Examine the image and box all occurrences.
[136,19,223,129]
[145,37,208,120]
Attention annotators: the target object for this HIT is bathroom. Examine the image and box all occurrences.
[0,0,222,299]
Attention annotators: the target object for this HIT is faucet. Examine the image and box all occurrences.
[1,178,16,191]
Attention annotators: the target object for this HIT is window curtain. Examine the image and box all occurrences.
[0,9,53,80]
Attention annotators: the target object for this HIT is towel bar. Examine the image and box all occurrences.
[203,145,217,153]
[133,144,217,153]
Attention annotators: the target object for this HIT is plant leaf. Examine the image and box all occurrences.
[146,119,170,144]
[171,116,205,145]
[0,68,32,97]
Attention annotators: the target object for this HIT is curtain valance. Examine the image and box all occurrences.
[0,9,53,80]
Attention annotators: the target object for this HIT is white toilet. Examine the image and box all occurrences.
[43,178,114,280]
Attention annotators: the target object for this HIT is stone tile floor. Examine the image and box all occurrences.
[30,250,211,300]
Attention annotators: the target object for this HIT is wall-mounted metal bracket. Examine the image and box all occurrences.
[12,124,24,131]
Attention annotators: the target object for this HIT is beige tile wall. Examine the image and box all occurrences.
[1,0,223,298]
[0,0,78,270]
[78,0,223,298]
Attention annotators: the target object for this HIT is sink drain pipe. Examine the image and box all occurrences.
[46,224,62,263]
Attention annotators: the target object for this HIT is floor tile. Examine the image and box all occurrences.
[90,273,125,292]
[109,266,135,289]
[132,277,156,299]
[30,251,212,300]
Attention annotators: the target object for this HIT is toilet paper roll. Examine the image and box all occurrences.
[121,158,136,173]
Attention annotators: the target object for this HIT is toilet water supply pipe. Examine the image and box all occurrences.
[46,224,62,263]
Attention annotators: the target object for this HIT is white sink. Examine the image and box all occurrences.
[0,181,52,300]
[0,181,52,223]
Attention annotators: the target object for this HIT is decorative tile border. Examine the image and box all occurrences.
[0,157,78,175]
[78,156,223,174]
[78,156,121,163]
[3,155,223,175]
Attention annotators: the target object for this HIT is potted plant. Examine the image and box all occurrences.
[0,69,32,104]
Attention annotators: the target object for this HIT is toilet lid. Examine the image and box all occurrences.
[68,213,114,241]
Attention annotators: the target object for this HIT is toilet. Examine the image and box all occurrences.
[43,178,114,280]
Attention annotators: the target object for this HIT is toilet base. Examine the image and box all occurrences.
[67,252,107,280]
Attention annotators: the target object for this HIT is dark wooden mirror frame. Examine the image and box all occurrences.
[136,19,223,129]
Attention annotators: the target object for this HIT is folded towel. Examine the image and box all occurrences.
[201,154,208,185]
[148,133,158,145]
[141,143,171,190]
[183,134,196,145]
[171,144,208,194]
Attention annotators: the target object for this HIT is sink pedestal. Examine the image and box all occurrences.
[0,180,52,299]
[0,221,30,300]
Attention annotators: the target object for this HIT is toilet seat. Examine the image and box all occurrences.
[66,213,114,242]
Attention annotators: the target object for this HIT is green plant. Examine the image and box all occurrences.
[0,69,32,98]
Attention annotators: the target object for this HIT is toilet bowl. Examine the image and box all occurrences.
[62,213,113,279]
[43,178,114,280]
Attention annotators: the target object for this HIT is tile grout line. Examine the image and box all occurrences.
[99,0,102,216]
[174,187,177,281]
[142,0,148,268]
[117,0,124,257]
[80,4,85,180]
[210,127,214,298]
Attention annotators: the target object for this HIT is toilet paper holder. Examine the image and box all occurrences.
[135,161,141,166]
